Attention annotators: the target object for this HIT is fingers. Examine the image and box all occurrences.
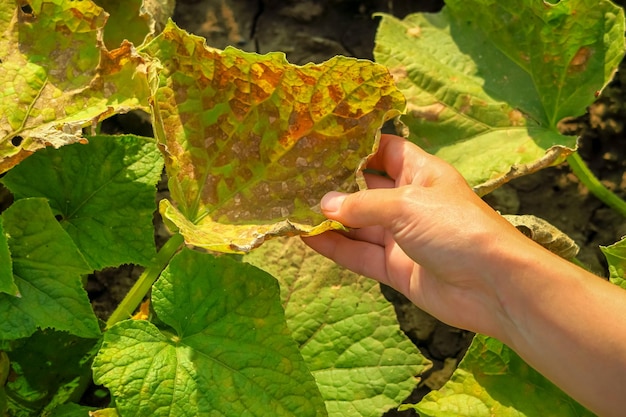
[302,232,388,282]
[367,134,432,180]
[320,188,407,229]
[368,134,464,188]
[363,172,395,189]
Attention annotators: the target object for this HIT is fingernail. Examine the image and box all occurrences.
[320,192,346,213]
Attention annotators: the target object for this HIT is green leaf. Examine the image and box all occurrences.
[95,0,152,49]
[1,135,164,269]
[94,0,175,50]
[0,216,18,296]
[245,238,430,416]
[406,334,593,417]
[2,330,99,417]
[601,236,626,289]
[142,21,405,253]
[374,0,625,194]
[0,0,150,173]
[0,198,99,340]
[93,248,327,417]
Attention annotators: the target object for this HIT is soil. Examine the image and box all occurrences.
[3,0,625,414]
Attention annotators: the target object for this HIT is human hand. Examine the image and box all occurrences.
[304,134,541,338]
[307,134,626,417]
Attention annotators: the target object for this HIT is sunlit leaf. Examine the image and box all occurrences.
[142,21,404,253]
[245,238,430,416]
[0,198,99,340]
[374,0,625,194]
[2,135,164,270]
[405,334,593,417]
[93,248,327,417]
[0,0,150,173]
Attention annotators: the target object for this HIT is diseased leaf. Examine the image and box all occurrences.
[502,214,579,260]
[374,0,625,194]
[142,21,405,253]
[2,330,99,417]
[0,198,99,340]
[245,238,430,417]
[601,237,626,289]
[0,0,150,173]
[0,216,18,296]
[405,334,593,417]
[93,248,327,417]
[2,135,164,269]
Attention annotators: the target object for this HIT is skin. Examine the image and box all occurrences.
[304,134,626,417]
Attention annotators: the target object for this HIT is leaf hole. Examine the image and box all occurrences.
[55,214,64,222]
[20,3,33,15]
[11,136,23,147]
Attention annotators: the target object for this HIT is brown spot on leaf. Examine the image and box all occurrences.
[508,109,525,126]
[388,66,408,83]
[407,102,445,121]
[569,46,593,73]
[327,84,343,103]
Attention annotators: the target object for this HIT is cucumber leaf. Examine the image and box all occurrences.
[374,0,625,194]
[93,248,327,417]
[245,238,431,417]
[1,330,99,417]
[406,334,593,417]
[0,0,150,173]
[142,21,405,253]
[0,216,17,296]
[0,198,99,340]
[1,135,164,270]
[601,236,626,289]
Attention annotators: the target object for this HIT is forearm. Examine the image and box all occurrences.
[491,241,626,417]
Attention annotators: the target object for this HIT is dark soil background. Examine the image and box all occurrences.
[12,0,624,414]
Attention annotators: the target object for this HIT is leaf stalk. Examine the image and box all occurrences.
[106,233,185,329]
[566,152,626,218]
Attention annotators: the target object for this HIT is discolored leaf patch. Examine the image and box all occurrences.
[143,21,405,253]
[0,0,150,173]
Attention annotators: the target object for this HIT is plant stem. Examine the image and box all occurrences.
[567,152,626,218]
[106,233,185,329]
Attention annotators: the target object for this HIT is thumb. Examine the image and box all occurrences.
[320,189,406,229]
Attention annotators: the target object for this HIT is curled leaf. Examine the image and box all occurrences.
[143,21,404,253]
[503,214,579,260]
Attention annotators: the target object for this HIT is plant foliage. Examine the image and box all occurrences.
[374,0,625,194]
[0,0,624,416]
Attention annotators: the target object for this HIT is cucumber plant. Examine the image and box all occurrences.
[0,0,624,416]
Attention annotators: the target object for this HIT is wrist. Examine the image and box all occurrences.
[485,233,582,348]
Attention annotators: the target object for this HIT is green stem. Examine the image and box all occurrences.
[566,152,626,218]
[106,233,184,329]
